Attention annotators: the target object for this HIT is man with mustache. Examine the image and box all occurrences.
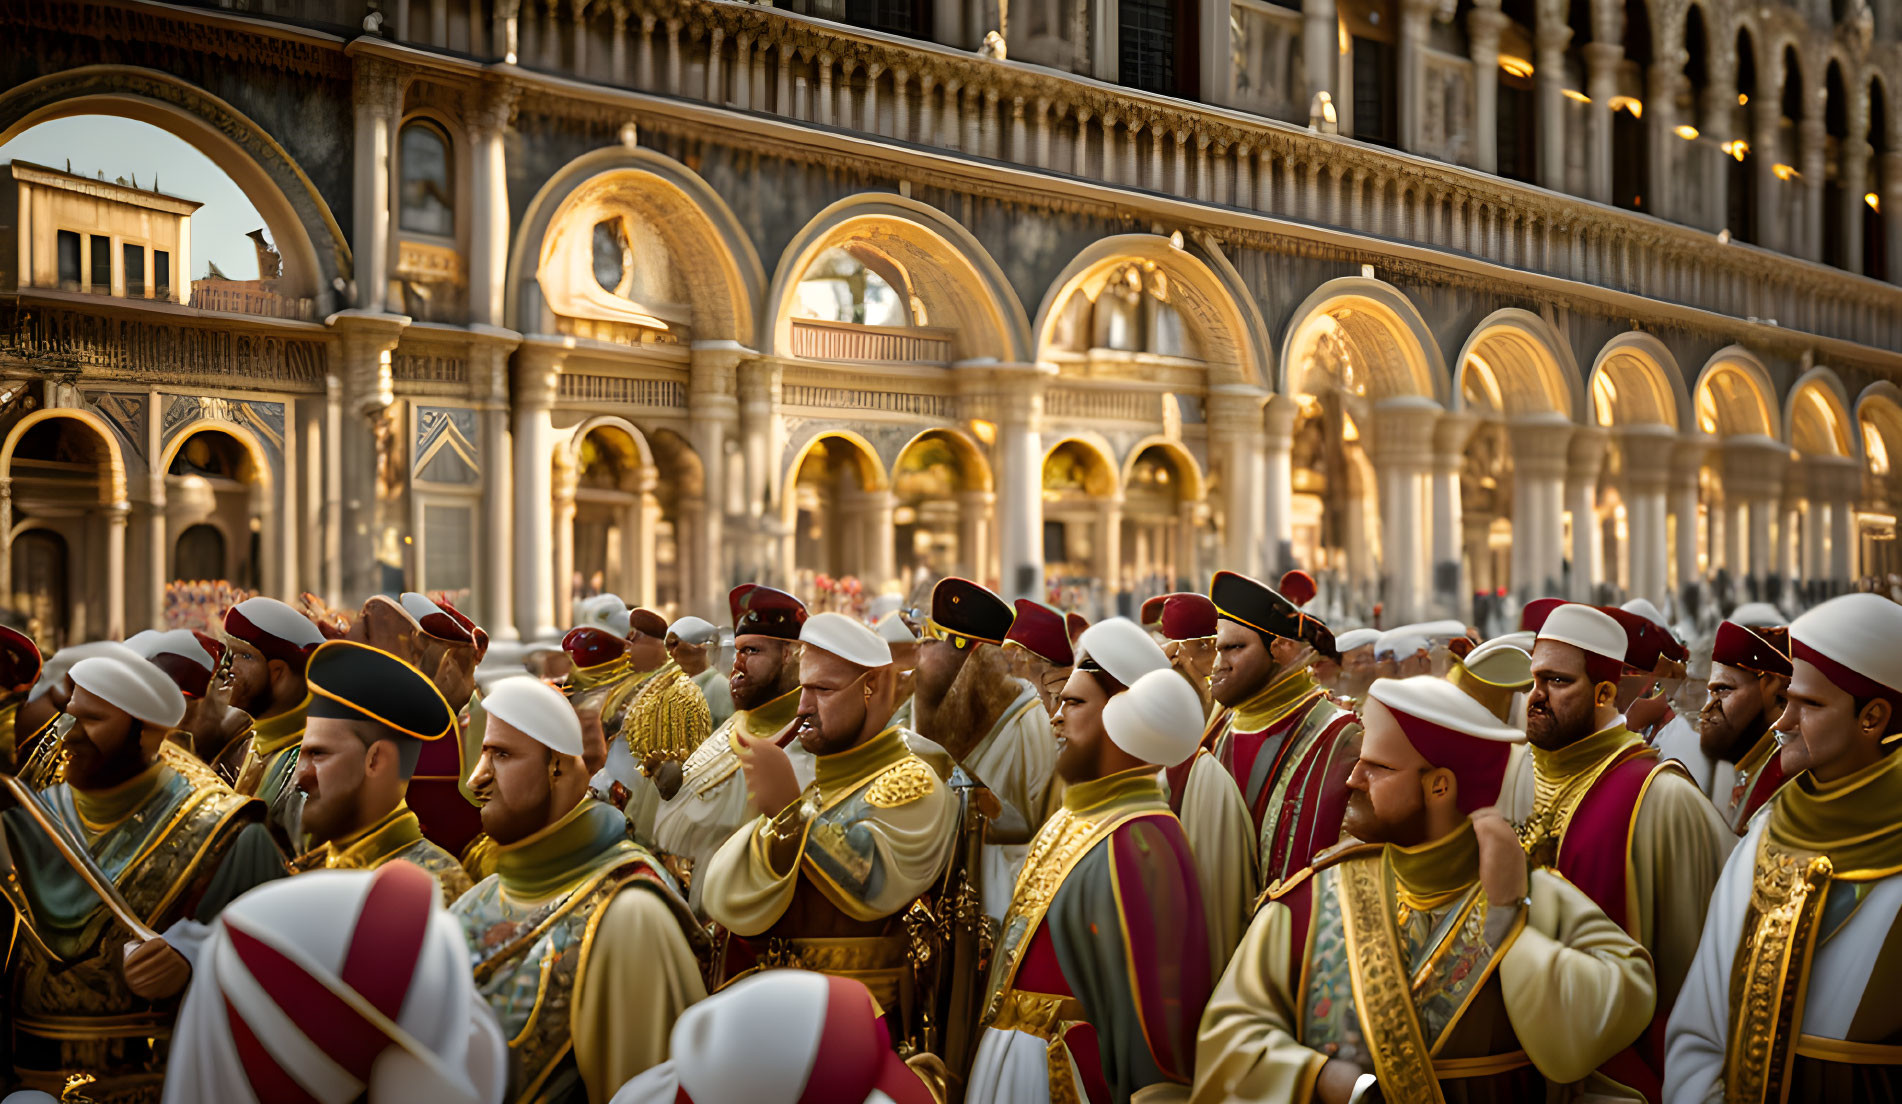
[1002,598,1074,718]
[654,584,808,914]
[1203,570,1361,887]
[1194,676,1656,1103]
[4,650,286,1101]
[451,675,704,1103]
[911,577,1055,918]
[969,623,1213,1104]
[1698,619,1794,833]
[289,640,471,904]
[219,595,327,847]
[700,612,957,1027]
[1665,593,1902,1103]
[1497,601,1730,1101]
[128,628,252,767]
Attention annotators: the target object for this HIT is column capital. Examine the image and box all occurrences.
[468,78,521,136]
[1721,435,1792,500]
[352,54,404,114]
[1801,453,1864,503]
[328,309,410,417]
[511,339,568,411]
[1264,392,1300,442]
[1567,423,1612,480]
[1206,384,1269,437]
[1582,40,1624,71]
[1467,7,1510,42]
[1506,413,1576,478]
[1369,396,1444,465]
[1670,436,1708,483]
[1614,423,1673,491]
[1433,409,1480,460]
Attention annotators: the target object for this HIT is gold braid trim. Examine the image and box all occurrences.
[1722,836,1833,1104]
[1337,855,1446,1104]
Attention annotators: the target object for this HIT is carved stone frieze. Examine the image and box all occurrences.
[0,305,329,393]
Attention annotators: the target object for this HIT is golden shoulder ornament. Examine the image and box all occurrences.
[866,759,936,808]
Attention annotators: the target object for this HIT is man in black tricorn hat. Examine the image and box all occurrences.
[1204,569,1361,887]
[289,639,472,904]
[912,576,1055,918]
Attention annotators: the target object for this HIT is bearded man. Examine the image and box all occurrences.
[968,648,1212,1104]
[1151,591,1219,720]
[3,651,285,1101]
[289,640,471,904]
[700,612,957,1026]
[129,628,252,766]
[654,585,808,913]
[220,596,327,847]
[1002,598,1074,717]
[1204,571,1360,887]
[451,676,705,1103]
[1194,676,1657,1104]
[1497,601,1731,1101]
[911,577,1055,918]
[1665,593,1902,1103]
[1697,619,1794,833]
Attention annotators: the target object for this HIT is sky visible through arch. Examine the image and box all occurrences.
[0,115,268,280]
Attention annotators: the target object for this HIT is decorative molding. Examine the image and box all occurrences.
[0,305,329,392]
[556,373,689,409]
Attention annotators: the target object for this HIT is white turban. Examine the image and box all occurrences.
[162,864,506,1104]
[29,641,144,702]
[668,617,720,646]
[70,655,186,728]
[1075,618,1169,688]
[482,675,584,757]
[1102,668,1205,767]
[574,593,631,637]
[800,612,893,669]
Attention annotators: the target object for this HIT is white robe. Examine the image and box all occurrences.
[1649,712,1717,800]
[963,684,1057,922]
[652,725,816,915]
[1663,818,1902,1103]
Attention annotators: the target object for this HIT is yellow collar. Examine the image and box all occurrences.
[1061,766,1165,816]
[567,655,631,693]
[70,760,169,833]
[814,727,911,800]
[251,693,312,757]
[1389,821,1480,908]
[1229,666,1324,732]
[737,687,802,740]
[1769,749,1902,879]
[310,803,424,870]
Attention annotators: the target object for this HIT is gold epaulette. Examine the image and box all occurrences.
[866,758,937,808]
[623,670,713,761]
[1257,839,1382,909]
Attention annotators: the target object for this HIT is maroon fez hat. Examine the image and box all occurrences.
[562,626,627,669]
[1601,607,1665,673]
[730,584,808,641]
[1005,599,1075,667]
[1713,620,1793,678]
[1519,597,1567,634]
[400,592,477,647]
[1278,570,1318,608]
[1160,593,1219,641]
[0,626,41,694]
[1065,612,1090,647]
[627,608,669,639]
[1138,594,1168,629]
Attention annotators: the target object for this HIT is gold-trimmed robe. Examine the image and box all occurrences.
[290,800,472,904]
[1193,824,1657,1103]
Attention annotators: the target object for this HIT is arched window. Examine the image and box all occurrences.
[174,524,227,581]
[399,121,454,236]
[792,246,912,327]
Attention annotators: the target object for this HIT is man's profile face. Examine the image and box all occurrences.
[1052,669,1113,784]
[467,718,559,845]
[1342,700,1430,846]
[60,685,147,790]
[1776,658,1881,784]
[730,636,795,711]
[625,629,667,672]
[1699,662,1765,760]
[296,717,373,846]
[222,640,271,714]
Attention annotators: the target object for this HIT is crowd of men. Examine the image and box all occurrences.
[0,562,1895,1104]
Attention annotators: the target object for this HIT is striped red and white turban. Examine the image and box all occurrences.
[162,863,506,1104]
[610,971,935,1104]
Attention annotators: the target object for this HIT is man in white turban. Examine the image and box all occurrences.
[450,676,706,1102]
[4,653,286,1100]
[163,861,507,1104]
[968,623,1214,1104]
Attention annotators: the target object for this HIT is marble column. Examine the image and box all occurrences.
[1372,397,1442,624]
[1753,108,1780,254]
[350,57,401,314]
[1583,41,1622,206]
[106,502,127,640]
[1210,385,1269,581]
[1724,436,1788,597]
[1568,427,1610,601]
[513,346,563,641]
[689,341,744,619]
[1535,20,1572,191]
[145,478,167,630]
[1798,118,1827,264]
[1100,495,1125,607]
[1468,6,1508,174]
[958,489,993,583]
[1645,63,1675,221]
[738,358,781,585]
[1830,498,1856,591]
[466,82,515,329]
[473,331,519,639]
[1398,0,1435,153]
[1432,412,1477,615]
[632,468,660,608]
[994,363,1051,602]
[1884,151,1902,287]
[1303,0,1337,108]
[330,314,406,606]
[1700,61,1736,234]
[863,488,897,596]
[1670,440,1705,603]
[1720,498,1746,581]
[1509,414,1574,599]
[1802,498,1826,585]
[1263,394,1297,575]
[1843,137,1870,274]
[551,456,577,630]
[1618,426,1674,604]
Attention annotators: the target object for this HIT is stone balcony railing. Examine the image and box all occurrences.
[787,318,956,362]
[190,0,1902,355]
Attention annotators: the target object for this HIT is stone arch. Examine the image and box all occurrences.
[0,65,348,309]
[0,408,128,504]
[1119,436,1208,501]
[562,414,657,472]
[156,419,275,491]
[892,428,995,584]
[508,146,763,342]
[1588,332,1690,430]
[1279,278,1449,405]
[894,427,994,494]
[764,194,1031,364]
[1856,382,1902,485]
[1032,234,1273,389]
[1042,434,1122,496]
[1452,309,1584,422]
[1784,367,1858,460]
[1693,346,1781,440]
[784,429,891,496]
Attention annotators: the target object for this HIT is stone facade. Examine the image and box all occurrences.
[2,0,1901,647]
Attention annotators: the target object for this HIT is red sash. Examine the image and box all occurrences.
[410,736,481,856]
[1557,751,1671,1104]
